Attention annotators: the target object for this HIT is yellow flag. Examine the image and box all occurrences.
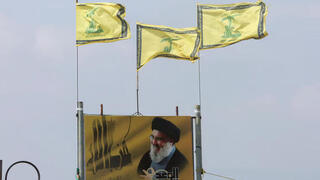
[137,23,201,71]
[197,1,268,49]
[76,3,130,46]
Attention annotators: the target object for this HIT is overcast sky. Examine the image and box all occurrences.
[1,0,319,180]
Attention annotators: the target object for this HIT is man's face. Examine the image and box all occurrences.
[149,129,174,163]
[149,129,172,152]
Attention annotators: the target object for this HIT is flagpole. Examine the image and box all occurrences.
[195,105,203,180]
[77,101,85,180]
[77,46,79,102]
[0,160,2,180]
[198,52,202,106]
[136,70,140,115]
[76,46,82,180]
[135,23,141,116]
[196,42,203,180]
[75,1,84,180]
[195,3,204,179]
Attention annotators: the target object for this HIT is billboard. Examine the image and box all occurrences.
[84,115,194,180]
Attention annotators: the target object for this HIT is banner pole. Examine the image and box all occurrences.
[198,52,202,106]
[76,47,79,102]
[77,101,85,180]
[135,22,142,116]
[136,71,140,114]
[0,160,2,180]
[75,1,83,179]
[195,105,203,180]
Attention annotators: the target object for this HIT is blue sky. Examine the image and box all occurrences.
[0,0,319,180]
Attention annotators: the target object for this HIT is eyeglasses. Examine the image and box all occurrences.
[149,135,167,142]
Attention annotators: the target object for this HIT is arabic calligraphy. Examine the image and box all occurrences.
[155,167,179,180]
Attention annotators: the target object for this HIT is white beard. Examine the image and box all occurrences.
[150,142,174,163]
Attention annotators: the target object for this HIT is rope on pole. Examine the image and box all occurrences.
[203,170,235,180]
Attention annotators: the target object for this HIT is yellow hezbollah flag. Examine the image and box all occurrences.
[197,1,268,49]
[137,23,201,71]
[76,3,130,46]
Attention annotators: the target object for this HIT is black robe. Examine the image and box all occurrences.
[137,149,188,175]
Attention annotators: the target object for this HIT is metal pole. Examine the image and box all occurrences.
[75,1,83,179]
[176,106,179,116]
[76,47,79,102]
[195,105,203,180]
[198,53,202,107]
[100,104,103,115]
[77,101,85,180]
[136,71,140,114]
[0,160,2,180]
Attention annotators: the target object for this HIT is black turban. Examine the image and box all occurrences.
[152,117,180,143]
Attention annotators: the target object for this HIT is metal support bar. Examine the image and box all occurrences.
[136,71,140,114]
[100,104,103,115]
[0,160,2,180]
[195,105,203,180]
[77,102,85,180]
[176,106,179,116]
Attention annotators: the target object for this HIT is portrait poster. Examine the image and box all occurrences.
[84,115,194,180]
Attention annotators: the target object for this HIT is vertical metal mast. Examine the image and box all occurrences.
[196,5,203,178]
[136,71,140,114]
[195,105,203,180]
[0,160,2,180]
[136,23,141,115]
[75,0,84,179]
[77,101,85,180]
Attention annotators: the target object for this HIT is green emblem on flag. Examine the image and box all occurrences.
[221,14,241,42]
[85,8,104,35]
[76,3,131,46]
[161,37,180,53]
